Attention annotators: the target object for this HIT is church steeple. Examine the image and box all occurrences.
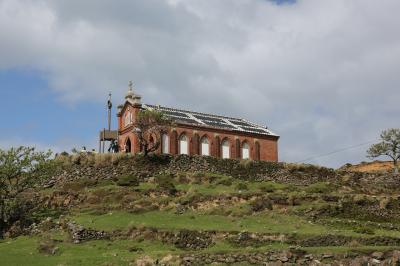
[125,80,134,99]
[124,80,141,104]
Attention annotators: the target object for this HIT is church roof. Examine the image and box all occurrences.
[142,104,278,137]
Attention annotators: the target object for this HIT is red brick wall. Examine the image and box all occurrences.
[117,103,279,162]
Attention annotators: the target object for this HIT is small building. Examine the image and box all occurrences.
[117,84,279,162]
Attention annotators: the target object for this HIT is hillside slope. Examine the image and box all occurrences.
[1,154,400,265]
[341,160,394,173]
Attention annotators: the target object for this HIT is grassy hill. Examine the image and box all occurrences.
[1,153,400,265]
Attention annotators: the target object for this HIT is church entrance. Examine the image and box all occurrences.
[125,138,132,153]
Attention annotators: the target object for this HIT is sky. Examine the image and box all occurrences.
[0,0,399,168]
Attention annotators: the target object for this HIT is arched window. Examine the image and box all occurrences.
[179,134,188,155]
[200,137,209,156]
[221,139,230,159]
[162,133,169,154]
[242,142,250,159]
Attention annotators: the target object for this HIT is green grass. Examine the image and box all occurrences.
[136,182,157,191]
[175,180,291,196]
[304,245,400,254]
[5,169,400,265]
[5,236,397,266]
[71,209,362,237]
[0,236,177,266]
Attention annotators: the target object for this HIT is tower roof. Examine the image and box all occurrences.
[124,81,141,103]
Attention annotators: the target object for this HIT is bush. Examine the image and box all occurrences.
[353,226,375,235]
[239,159,253,169]
[235,182,248,191]
[177,172,190,183]
[191,172,206,184]
[116,175,139,187]
[260,183,276,193]
[62,178,97,191]
[155,174,177,195]
[250,197,273,212]
[305,182,334,194]
[31,208,64,222]
[38,239,59,255]
[216,178,233,186]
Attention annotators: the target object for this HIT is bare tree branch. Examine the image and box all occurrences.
[367,128,400,174]
[132,109,173,156]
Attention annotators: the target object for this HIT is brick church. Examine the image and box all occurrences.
[116,84,279,162]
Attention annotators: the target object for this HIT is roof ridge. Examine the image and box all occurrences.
[145,103,244,121]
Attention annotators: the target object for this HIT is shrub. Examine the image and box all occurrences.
[191,172,206,184]
[353,226,375,235]
[54,154,72,167]
[250,197,273,212]
[305,182,334,194]
[155,174,177,195]
[93,153,113,167]
[260,183,276,193]
[62,178,97,191]
[111,153,131,165]
[38,239,59,255]
[216,178,233,186]
[116,175,139,187]
[177,172,190,183]
[235,182,248,191]
[128,246,144,253]
[239,159,253,169]
[31,208,64,222]
[284,184,298,192]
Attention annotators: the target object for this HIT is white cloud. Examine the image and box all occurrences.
[0,0,399,167]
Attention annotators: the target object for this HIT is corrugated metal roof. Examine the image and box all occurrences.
[143,104,278,137]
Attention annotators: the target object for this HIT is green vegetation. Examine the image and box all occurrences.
[2,149,400,265]
[116,175,139,187]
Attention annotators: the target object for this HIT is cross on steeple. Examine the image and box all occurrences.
[128,80,133,91]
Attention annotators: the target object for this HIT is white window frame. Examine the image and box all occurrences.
[179,135,188,155]
[162,133,169,154]
[222,140,230,159]
[242,142,250,159]
[201,137,209,156]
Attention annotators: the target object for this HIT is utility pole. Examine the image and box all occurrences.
[107,92,112,131]
[99,91,117,153]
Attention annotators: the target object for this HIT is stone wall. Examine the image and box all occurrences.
[48,153,400,189]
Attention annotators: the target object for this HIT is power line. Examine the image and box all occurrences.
[295,139,378,163]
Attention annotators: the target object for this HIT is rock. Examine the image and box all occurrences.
[135,255,154,266]
[172,230,213,250]
[160,254,180,265]
[392,250,400,262]
[279,256,289,262]
[182,256,194,262]
[67,222,108,243]
[175,204,186,214]
[304,254,314,260]
[128,246,144,253]
[370,258,381,264]
[5,221,23,238]
[322,253,333,259]
[371,251,384,260]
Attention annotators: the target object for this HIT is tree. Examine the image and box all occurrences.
[132,109,173,156]
[367,128,400,174]
[0,147,53,236]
